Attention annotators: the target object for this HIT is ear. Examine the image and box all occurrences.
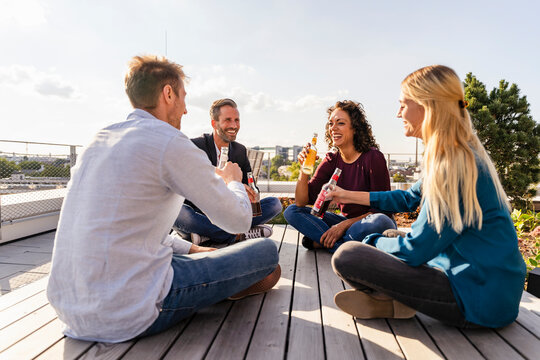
[162,84,174,105]
[211,118,217,130]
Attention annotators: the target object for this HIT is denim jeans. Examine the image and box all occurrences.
[332,242,480,328]
[173,197,282,244]
[136,238,279,338]
[283,204,396,253]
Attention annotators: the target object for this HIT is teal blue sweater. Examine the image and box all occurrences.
[365,161,526,328]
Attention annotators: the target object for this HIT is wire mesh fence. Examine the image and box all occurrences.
[249,148,422,195]
[0,140,80,224]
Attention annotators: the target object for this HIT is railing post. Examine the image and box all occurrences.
[70,146,77,168]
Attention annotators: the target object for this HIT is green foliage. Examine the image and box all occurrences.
[288,162,301,181]
[0,158,20,178]
[511,209,540,237]
[34,164,71,178]
[511,209,540,271]
[269,155,292,181]
[464,74,540,209]
[393,172,406,183]
[18,160,42,170]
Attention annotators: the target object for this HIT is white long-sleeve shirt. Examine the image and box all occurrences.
[47,109,251,342]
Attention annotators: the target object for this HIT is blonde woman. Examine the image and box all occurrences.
[329,65,526,328]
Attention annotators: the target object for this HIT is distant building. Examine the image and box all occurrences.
[292,146,302,161]
[275,146,289,159]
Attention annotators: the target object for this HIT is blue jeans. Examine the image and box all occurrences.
[283,204,396,253]
[173,197,282,244]
[137,238,279,338]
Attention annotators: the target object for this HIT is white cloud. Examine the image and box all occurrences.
[185,64,346,114]
[0,65,79,99]
[0,0,47,28]
[35,78,76,98]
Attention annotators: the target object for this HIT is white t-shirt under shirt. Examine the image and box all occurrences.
[47,109,251,342]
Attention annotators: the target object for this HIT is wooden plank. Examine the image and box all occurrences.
[121,320,189,360]
[79,341,134,360]
[207,229,286,359]
[206,295,264,359]
[521,291,540,316]
[245,225,295,360]
[496,321,540,359]
[0,318,65,359]
[356,319,404,360]
[35,337,95,360]
[388,317,444,359]
[0,290,49,329]
[516,307,540,338]
[0,303,57,352]
[462,327,525,359]
[163,301,233,359]
[287,233,325,360]
[415,313,483,360]
[0,276,47,311]
[316,251,364,360]
[342,283,404,359]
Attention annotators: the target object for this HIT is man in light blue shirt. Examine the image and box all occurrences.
[47,55,280,342]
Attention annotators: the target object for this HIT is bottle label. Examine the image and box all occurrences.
[313,189,328,211]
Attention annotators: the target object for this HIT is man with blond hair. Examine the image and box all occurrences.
[174,98,282,245]
[47,55,280,343]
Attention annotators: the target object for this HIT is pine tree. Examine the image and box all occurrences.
[464,73,540,209]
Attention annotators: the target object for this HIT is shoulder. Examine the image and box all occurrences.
[231,141,247,152]
[191,133,212,150]
[362,148,386,164]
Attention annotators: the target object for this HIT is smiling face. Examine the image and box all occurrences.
[398,91,425,138]
[327,108,354,149]
[213,105,240,143]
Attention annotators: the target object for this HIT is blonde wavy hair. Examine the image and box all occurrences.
[401,65,509,234]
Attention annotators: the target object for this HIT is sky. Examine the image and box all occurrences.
[1,0,539,157]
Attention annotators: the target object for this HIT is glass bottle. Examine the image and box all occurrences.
[218,146,229,169]
[311,168,342,218]
[247,172,262,217]
[301,133,318,175]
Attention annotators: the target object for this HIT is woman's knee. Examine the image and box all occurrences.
[331,242,369,276]
[283,204,300,222]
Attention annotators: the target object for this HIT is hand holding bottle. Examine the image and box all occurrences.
[215,161,242,184]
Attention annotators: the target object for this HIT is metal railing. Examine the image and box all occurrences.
[252,149,422,195]
[0,140,82,225]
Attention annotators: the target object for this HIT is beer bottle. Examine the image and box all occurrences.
[247,172,262,217]
[218,146,229,169]
[301,133,318,175]
[311,168,342,218]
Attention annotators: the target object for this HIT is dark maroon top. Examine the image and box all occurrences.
[308,148,391,218]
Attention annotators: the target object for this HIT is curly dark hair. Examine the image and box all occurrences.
[325,100,379,153]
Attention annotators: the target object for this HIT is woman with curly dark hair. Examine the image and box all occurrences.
[284,100,396,253]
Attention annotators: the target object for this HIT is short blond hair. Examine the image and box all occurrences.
[125,55,186,110]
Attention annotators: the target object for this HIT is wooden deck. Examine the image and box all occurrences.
[0,225,539,359]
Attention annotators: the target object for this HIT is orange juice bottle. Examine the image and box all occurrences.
[301,133,318,175]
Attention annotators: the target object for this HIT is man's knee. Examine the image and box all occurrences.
[252,238,279,266]
[265,197,282,216]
